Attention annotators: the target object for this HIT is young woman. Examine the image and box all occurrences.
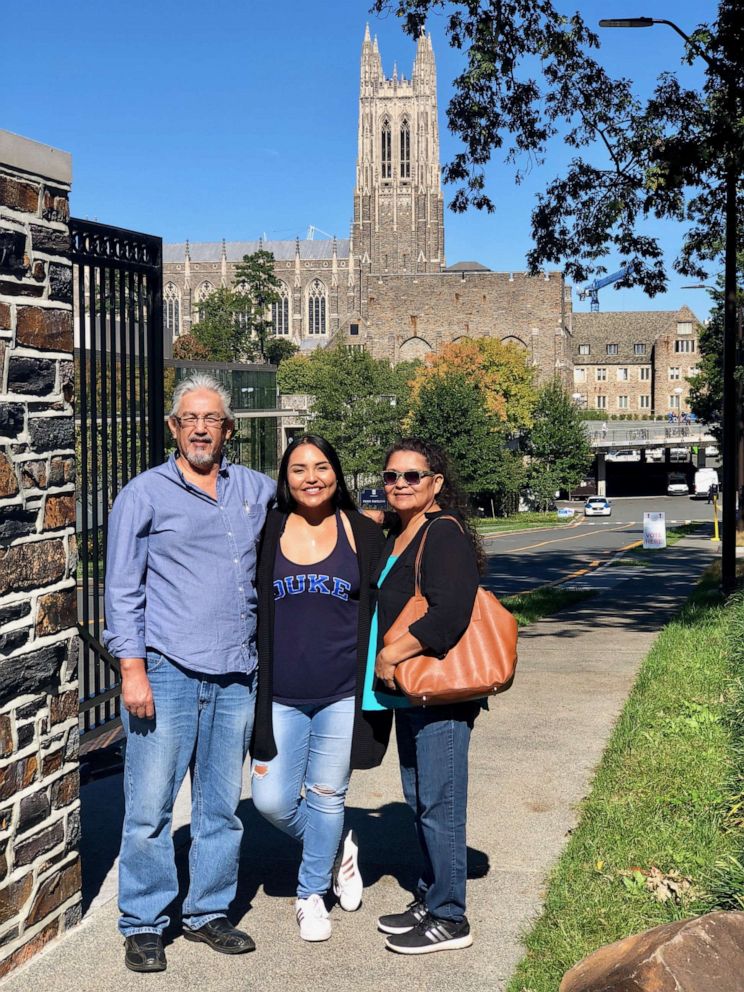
[251,435,392,942]
[366,438,484,955]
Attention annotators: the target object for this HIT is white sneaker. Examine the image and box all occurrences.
[333,829,363,912]
[295,894,332,942]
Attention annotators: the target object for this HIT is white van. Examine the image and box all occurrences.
[693,468,719,499]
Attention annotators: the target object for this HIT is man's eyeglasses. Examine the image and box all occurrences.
[382,470,436,487]
[174,414,226,428]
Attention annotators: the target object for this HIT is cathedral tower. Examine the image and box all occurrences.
[351,27,445,277]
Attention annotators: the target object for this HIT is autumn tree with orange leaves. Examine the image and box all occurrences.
[408,338,537,432]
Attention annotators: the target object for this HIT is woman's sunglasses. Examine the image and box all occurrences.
[382,470,436,487]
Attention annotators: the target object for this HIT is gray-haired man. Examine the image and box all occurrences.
[104,374,275,972]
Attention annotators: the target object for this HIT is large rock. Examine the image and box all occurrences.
[560,911,744,992]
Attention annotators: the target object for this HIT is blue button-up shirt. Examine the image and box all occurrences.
[103,453,275,676]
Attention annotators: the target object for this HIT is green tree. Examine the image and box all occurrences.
[191,287,247,362]
[687,258,744,443]
[374,1,743,294]
[527,379,592,506]
[276,353,314,394]
[234,249,282,361]
[190,250,284,363]
[408,369,525,510]
[264,337,300,366]
[305,347,412,492]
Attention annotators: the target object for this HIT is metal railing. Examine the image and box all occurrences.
[586,422,716,448]
[73,219,164,743]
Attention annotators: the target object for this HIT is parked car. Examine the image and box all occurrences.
[705,446,719,457]
[645,447,665,462]
[667,472,690,496]
[606,449,641,462]
[584,496,612,517]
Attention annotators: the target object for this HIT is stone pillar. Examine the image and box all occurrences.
[0,131,80,976]
[596,452,607,497]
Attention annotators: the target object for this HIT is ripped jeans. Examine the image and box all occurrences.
[251,696,354,899]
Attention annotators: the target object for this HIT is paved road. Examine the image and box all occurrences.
[484,495,716,596]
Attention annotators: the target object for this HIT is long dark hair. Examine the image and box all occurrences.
[384,437,485,572]
[276,434,357,514]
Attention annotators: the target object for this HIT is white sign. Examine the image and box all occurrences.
[643,512,667,550]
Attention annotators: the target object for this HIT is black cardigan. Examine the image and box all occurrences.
[252,508,393,770]
[373,511,480,657]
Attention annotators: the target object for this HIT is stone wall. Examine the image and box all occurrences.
[353,269,571,385]
[0,131,80,975]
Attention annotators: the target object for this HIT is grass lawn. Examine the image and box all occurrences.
[478,512,574,534]
[501,586,595,627]
[507,567,744,992]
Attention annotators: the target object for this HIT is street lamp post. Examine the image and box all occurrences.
[600,16,740,593]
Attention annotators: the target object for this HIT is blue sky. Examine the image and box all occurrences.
[2,0,718,319]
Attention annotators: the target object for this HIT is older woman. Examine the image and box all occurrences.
[365,437,483,955]
[251,435,391,942]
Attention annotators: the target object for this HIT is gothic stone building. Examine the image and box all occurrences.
[163,29,572,384]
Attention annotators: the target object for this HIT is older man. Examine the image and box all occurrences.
[104,373,275,973]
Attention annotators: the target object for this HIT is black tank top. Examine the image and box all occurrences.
[272,510,360,705]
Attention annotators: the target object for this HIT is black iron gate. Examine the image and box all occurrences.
[72,219,164,743]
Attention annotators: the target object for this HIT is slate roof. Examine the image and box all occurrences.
[163,239,350,263]
[572,307,700,364]
[445,260,491,272]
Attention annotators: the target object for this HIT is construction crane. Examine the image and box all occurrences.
[306,225,333,240]
[577,266,632,312]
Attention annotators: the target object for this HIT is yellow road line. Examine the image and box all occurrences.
[506,523,634,554]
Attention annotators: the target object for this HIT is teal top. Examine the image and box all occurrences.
[361,555,412,711]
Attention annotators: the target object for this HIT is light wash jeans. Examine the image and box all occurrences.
[118,651,256,936]
[395,701,479,922]
[251,696,354,899]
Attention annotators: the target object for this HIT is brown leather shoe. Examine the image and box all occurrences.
[182,916,256,954]
[124,933,167,972]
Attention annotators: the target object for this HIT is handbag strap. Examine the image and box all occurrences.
[411,514,465,597]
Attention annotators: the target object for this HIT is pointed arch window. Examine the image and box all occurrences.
[195,281,214,323]
[381,118,392,179]
[272,282,290,335]
[234,281,252,333]
[164,282,181,338]
[307,279,327,335]
[400,119,411,179]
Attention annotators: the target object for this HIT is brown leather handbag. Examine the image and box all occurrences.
[384,516,518,706]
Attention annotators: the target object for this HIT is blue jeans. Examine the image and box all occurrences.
[250,697,354,899]
[395,702,479,922]
[118,651,256,936]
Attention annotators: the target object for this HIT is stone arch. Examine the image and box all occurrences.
[399,336,432,361]
[501,334,528,348]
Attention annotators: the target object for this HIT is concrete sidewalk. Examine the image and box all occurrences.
[1,535,717,992]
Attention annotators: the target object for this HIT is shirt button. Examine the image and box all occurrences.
[239,586,244,592]
[233,558,238,564]
[228,531,232,536]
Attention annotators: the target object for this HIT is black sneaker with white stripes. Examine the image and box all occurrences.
[377,898,427,935]
[385,913,473,954]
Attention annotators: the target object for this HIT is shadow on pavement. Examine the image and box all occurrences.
[81,786,490,939]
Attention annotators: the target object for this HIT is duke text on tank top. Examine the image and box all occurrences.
[272,509,360,705]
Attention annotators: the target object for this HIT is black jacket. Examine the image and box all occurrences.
[373,511,480,656]
[252,508,393,769]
